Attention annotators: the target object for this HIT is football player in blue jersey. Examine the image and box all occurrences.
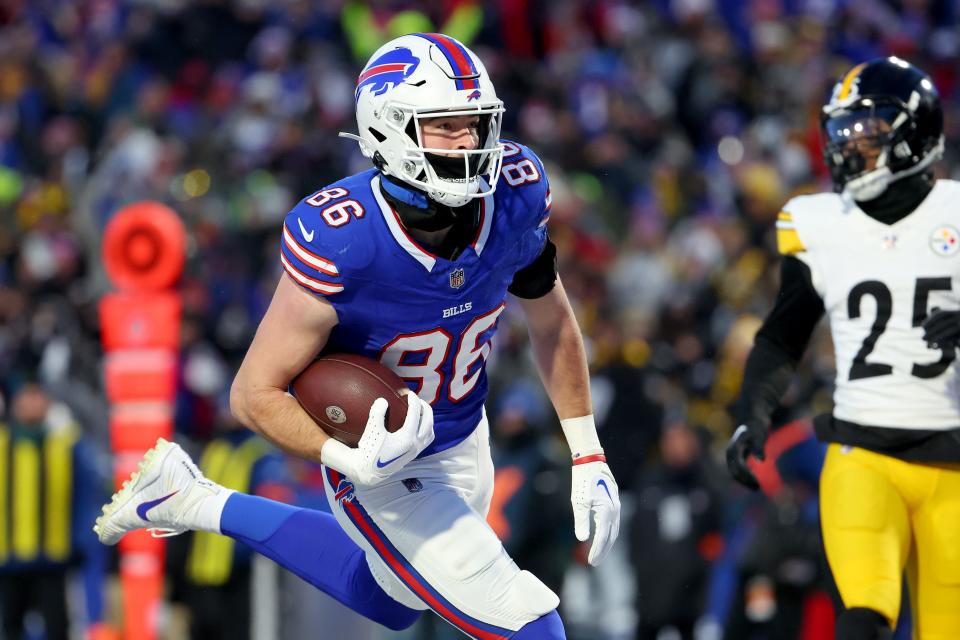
[96,33,620,639]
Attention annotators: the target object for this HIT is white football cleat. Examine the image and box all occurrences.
[94,438,230,545]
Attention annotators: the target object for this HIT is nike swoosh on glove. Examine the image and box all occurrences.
[726,424,767,491]
[922,308,960,350]
[321,390,434,489]
[571,458,621,566]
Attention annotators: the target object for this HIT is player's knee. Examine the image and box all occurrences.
[511,610,565,639]
[836,607,893,640]
[928,502,960,585]
[502,569,559,620]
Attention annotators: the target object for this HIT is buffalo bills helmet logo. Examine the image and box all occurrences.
[355,47,420,102]
[466,89,482,101]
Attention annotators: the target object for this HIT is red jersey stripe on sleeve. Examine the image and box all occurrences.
[280,254,344,295]
[283,225,340,276]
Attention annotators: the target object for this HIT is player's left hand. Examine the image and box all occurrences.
[726,423,767,490]
[922,307,960,350]
[571,458,621,566]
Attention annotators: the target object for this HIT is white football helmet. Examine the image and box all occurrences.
[342,33,505,207]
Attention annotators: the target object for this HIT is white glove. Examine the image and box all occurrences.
[321,390,434,488]
[571,456,621,566]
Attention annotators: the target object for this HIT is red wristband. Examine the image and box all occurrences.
[572,453,606,466]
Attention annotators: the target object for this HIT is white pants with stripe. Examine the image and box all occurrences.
[322,412,559,638]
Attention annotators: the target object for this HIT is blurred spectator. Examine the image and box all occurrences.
[0,0,957,637]
[488,380,575,595]
[177,409,291,640]
[341,0,483,62]
[720,420,831,640]
[589,318,665,490]
[278,457,383,640]
[0,382,110,640]
[630,420,724,640]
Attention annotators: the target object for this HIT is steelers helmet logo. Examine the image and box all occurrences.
[930,226,960,257]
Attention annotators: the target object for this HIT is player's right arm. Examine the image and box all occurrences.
[231,272,433,486]
[726,207,826,490]
[230,273,339,461]
[231,198,433,486]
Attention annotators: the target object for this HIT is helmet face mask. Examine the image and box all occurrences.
[820,57,944,202]
[390,103,505,206]
[346,34,506,208]
[822,101,905,201]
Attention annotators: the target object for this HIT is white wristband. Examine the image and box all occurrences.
[560,415,604,460]
[319,438,354,476]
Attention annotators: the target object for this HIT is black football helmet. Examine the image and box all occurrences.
[821,57,944,201]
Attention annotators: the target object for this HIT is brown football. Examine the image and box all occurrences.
[291,353,409,447]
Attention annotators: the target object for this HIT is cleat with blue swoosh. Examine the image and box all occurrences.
[94,438,226,545]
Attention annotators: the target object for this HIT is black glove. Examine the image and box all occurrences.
[725,424,767,491]
[922,308,960,350]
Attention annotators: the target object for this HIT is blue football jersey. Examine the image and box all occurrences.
[280,141,552,456]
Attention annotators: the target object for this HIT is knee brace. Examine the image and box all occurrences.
[836,607,893,640]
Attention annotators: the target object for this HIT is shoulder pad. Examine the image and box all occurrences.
[933,178,960,198]
[280,171,379,295]
[776,193,839,256]
[497,140,551,229]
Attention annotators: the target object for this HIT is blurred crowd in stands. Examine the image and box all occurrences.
[1,0,957,638]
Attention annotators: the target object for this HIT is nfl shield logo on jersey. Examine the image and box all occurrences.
[449,268,465,289]
[930,225,960,257]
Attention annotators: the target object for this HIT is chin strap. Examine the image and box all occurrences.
[845,135,945,202]
[844,166,893,201]
[856,171,934,223]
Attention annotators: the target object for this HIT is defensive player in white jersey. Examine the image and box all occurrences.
[94,34,620,640]
[727,57,960,640]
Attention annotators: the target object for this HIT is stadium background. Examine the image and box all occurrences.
[1,0,958,638]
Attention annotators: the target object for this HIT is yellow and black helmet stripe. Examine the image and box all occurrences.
[837,62,868,100]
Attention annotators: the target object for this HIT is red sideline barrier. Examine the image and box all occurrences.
[100,201,185,640]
